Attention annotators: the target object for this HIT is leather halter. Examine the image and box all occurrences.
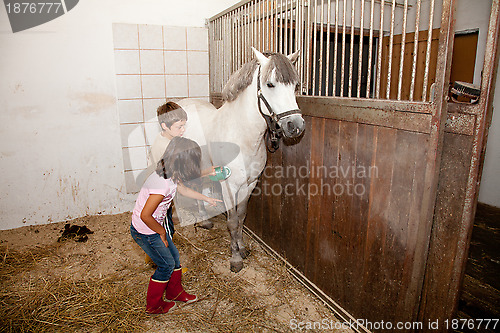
[256,66,301,152]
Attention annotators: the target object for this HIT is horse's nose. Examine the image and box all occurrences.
[287,121,296,133]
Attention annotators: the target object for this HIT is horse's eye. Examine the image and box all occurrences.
[266,82,275,88]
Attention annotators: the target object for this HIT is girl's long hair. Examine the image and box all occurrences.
[156,137,201,182]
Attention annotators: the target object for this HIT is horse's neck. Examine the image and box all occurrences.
[219,74,267,138]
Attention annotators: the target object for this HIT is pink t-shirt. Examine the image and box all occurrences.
[131,172,177,235]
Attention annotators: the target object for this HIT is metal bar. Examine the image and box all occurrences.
[248,2,252,59]
[285,0,289,53]
[279,0,287,53]
[254,0,257,52]
[304,0,312,94]
[259,0,266,52]
[325,0,332,95]
[357,0,365,97]
[299,0,304,88]
[333,0,339,95]
[289,0,294,53]
[273,1,279,52]
[266,0,270,51]
[312,0,318,95]
[349,0,356,97]
[386,0,396,99]
[409,0,422,101]
[295,0,300,54]
[422,0,435,102]
[255,0,259,52]
[366,0,375,98]
[341,0,346,96]
[375,0,385,98]
[239,6,243,68]
[397,0,408,101]
[319,0,325,95]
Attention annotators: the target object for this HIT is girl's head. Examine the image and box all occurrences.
[156,137,201,182]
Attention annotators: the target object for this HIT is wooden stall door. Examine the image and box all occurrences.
[246,1,458,332]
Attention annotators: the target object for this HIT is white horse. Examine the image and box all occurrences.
[178,48,305,272]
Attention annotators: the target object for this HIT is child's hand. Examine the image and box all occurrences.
[204,196,223,207]
[202,166,218,177]
[160,232,169,248]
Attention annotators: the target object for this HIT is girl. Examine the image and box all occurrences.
[130,137,220,314]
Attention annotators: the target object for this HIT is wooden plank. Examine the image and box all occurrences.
[306,117,325,280]
[346,123,374,315]
[246,177,264,237]
[264,144,283,252]
[334,121,358,308]
[298,96,433,134]
[279,117,313,272]
[315,118,342,302]
[418,132,474,325]
[361,126,397,321]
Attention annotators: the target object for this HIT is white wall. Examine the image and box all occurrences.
[0,0,239,230]
[479,68,500,207]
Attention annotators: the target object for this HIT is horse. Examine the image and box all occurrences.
[178,48,305,272]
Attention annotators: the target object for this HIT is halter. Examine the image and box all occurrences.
[257,66,301,152]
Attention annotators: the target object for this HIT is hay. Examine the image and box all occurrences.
[0,245,145,332]
[0,214,345,333]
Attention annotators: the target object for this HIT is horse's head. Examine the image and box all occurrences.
[252,48,305,139]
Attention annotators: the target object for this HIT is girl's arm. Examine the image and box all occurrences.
[177,183,222,207]
[201,166,217,177]
[140,194,168,247]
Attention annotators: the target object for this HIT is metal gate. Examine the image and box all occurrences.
[208,0,499,331]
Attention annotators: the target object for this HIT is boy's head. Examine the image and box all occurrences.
[157,102,188,139]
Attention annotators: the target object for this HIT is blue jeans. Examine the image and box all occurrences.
[130,224,180,282]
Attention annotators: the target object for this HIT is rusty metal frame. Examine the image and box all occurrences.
[447,0,500,319]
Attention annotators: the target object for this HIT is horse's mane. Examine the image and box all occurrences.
[222,52,299,102]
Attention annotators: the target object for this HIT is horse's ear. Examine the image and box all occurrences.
[252,47,269,67]
[287,49,300,64]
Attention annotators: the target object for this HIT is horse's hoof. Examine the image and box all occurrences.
[239,248,250,259]
[230,261,243,273]
[194,220,214,230]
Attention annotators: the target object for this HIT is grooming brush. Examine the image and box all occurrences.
[450,81,481,104]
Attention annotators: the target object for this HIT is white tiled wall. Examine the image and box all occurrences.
[113,23,209,192]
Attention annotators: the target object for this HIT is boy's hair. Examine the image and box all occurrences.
[157,102,187,128]
[156,137,201,182]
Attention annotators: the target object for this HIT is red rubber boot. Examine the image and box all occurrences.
[146,277,176,314]
[164,268,197,303]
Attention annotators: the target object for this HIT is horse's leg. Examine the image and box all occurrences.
[235,180,257,259]
[192,179,214,229]
[194,199,213,229]
[220,180,244,272]
[236,199,250,259]
[226,207,243,272]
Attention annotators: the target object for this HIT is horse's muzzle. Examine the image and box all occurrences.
[279,114,305,138]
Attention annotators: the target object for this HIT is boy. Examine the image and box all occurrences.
[148,102,187,168]
[147,102,215,243]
